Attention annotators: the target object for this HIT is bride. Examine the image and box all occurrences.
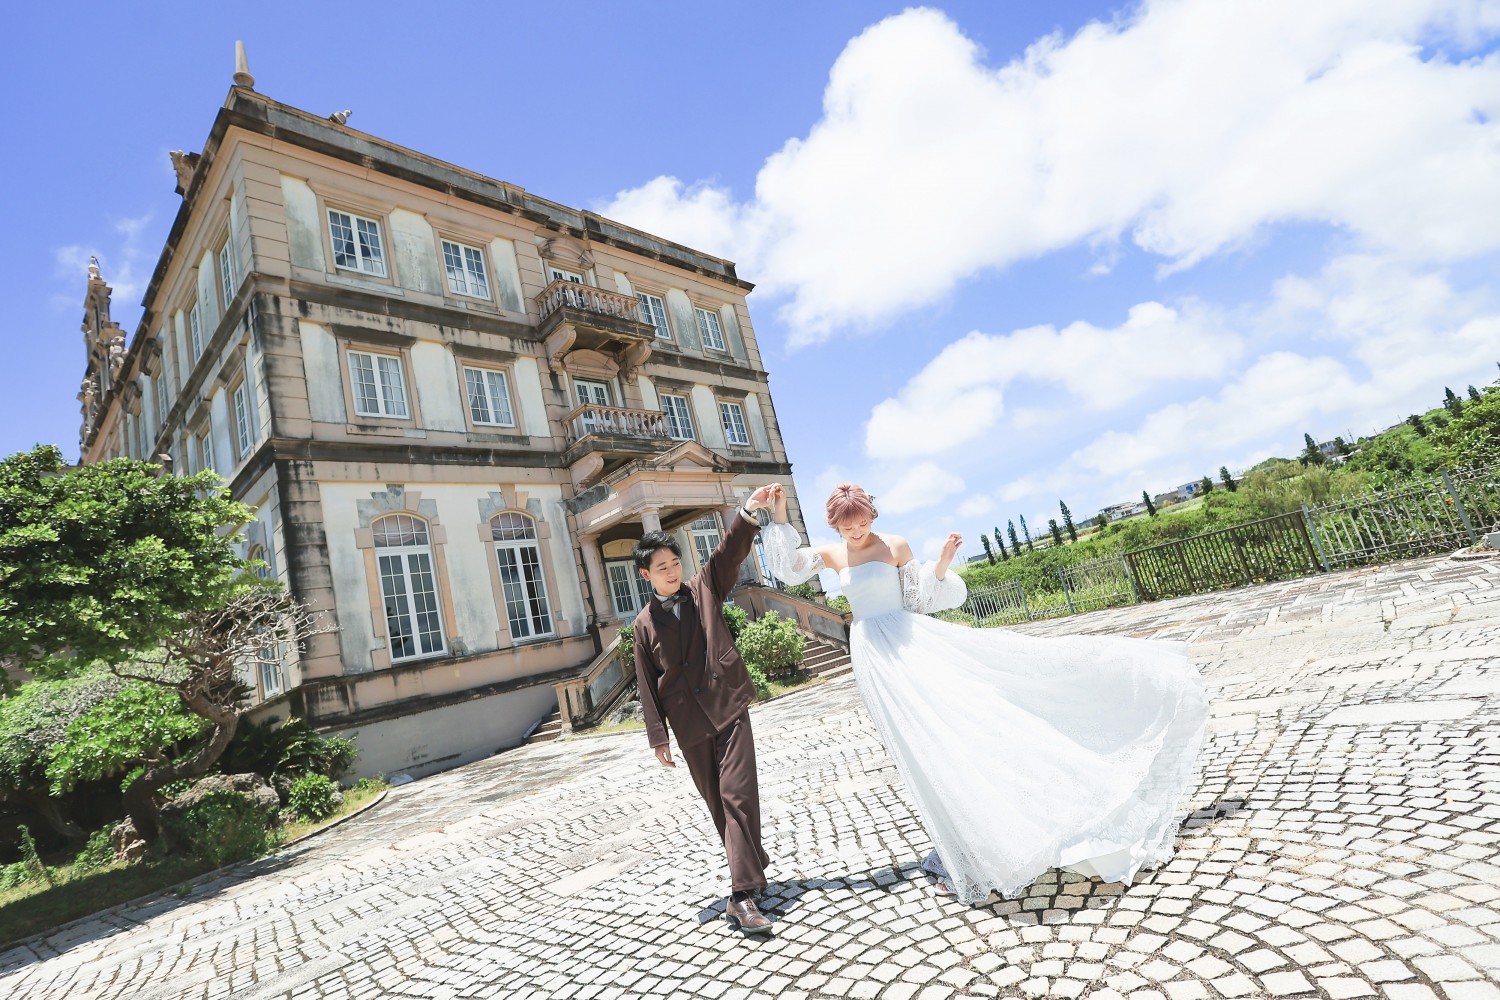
[762,482,1209,904]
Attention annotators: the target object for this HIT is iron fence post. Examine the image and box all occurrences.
[1301,503,1331,572]
[1058,568,1075,615]
[1439,468,1480,546]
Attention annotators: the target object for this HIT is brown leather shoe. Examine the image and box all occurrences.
[725,897,773,936]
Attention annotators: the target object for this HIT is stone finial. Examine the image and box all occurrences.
[233,40,255,89]
[88,256,101,280]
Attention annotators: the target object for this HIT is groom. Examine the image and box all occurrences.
[631,483,781,936]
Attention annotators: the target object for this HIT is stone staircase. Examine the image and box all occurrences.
[801,635,852,678]
[524,710,564,745]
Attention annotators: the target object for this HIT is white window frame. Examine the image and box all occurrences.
[327,208,388,277]
[441,239,491,299]
[348,350,410,419]
[605,559,654,618]
[660,393,695,441]
[689,514,723,570]
[218,238,236,307]
[373,514,446,661]
[547,264,585,284]
[198,425,215,474]
[637,292,672,340]
[695,307,726,351]
[188,302,203,360]
[232,380,254,458]
[718,400,751,447]
[492,512,554,640]
[155,374,169,429]
[463,366,516,427]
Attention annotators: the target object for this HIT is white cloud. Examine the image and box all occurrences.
[602,2,1500,343]
[874,460,965,516]
[52,213,155,319]
[864,300,1241,462]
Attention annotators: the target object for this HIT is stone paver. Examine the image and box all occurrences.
[2,554,1499,999]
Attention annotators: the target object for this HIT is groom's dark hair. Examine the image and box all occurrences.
[633,531,682,572]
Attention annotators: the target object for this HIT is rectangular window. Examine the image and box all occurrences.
[637,292,671,340]
[233,382,253,457]
[199,426,214,474]
[661,393,695,440]
[463,367,515,427]
[379,552,445,660]
[496,544,553,639]
[328,209,387,277]
[719,400,750,446]
[218,239,236,307]
[156,376,169,428]
[188,303,203,360]
[690,514,723,570]
[259,657,283,699]
[441,239,490,299]
[349,351,409,418]
[605,560,653,617]
[548,265,584,284]
[695,307,726,351]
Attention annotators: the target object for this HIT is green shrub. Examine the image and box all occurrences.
[719,603,749,641]
[0,861,34,889]
[287,774,339,821]
[46,682,210,795]
[826,595,851,614]
[616,623,635,665]
[783,582,819,601]
[71,825,119,874]
[170,791,278,868]
[736,611,805,681]
[222,717,359,782]
[746,663,773,700]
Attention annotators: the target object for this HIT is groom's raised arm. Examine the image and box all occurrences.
[706,503,761,601]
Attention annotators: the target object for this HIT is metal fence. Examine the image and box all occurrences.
[1303,464,1500,569]
[1122,511,1322,600]
[953,554,1136,627]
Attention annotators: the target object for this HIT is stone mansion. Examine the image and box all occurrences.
[74,53,814,779]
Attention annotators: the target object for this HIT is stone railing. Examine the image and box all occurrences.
[731,585,852,648]
[553,632,633,734]
[563,403,672,446]
[535,279,645,324]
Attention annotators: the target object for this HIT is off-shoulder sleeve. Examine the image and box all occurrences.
[899,559,967,614]
[763,520,826,586]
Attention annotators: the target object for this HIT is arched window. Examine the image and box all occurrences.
[492,512,553,640]
[373,514,446,660]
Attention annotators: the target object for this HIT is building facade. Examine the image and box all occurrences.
[74,66,813,779]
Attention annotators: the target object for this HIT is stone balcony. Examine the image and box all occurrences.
[534,279,656,379]
[561,403,676,485]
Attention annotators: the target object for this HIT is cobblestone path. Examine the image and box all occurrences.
[2,555,1497,1000]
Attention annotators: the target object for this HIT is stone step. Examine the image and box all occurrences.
[525,711,563,745]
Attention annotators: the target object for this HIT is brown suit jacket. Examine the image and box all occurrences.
[632,510,760,749]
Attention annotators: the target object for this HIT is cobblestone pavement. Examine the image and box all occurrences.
[3,555,1498,1000]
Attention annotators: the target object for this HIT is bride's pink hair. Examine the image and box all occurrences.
[825,483,878,527]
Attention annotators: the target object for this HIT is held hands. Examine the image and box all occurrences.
[749,482,789,522]
[655,745,676,768]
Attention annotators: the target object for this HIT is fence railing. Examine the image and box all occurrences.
[1123,511,1321,601]
[953,553,1136,627]
[1304,465,1500,569]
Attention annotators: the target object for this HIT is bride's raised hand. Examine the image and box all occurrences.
[937,532,963,575]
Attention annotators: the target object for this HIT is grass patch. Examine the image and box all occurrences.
[0,851,213,949]
[764,672,827,699]
[0,779,389,948]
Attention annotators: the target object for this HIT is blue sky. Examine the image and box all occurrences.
[5,1,1500,565]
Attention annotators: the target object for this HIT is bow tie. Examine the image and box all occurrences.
[657,592,687,612]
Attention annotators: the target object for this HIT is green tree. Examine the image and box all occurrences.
[1431,382,1500,465]
[1469,384,1483,403]
[994,526,1008,560]
[1047,519,1064,547]
[1443,386,1463,416]
[1094,513,1108,530]
[1019,515,1034,552]
[0,447,326,843]
[1407,413,1428,437]
[1332,436,1353,458]
[1059,500,1077,543]
[1199,476,1213,495]
[1219,465,1237,492]
[980,534,995,564]
[1007,520,1022,554]
[1142,490,1157,517]
[1299,432,1326,466]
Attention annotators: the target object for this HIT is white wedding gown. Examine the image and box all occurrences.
[765,522,1209,904]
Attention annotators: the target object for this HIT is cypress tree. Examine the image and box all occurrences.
[1059,500,1077,542]
[1019,515,1034,552]
[1048,519,1064,547]
[1200,476,1213,495]
[994,526,1009,560]
[1007,519,1021,554]
[1219,465,1237,492]
[981,534,995,564]
[1469,384,1483,403]
[1142,490,1157,517]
